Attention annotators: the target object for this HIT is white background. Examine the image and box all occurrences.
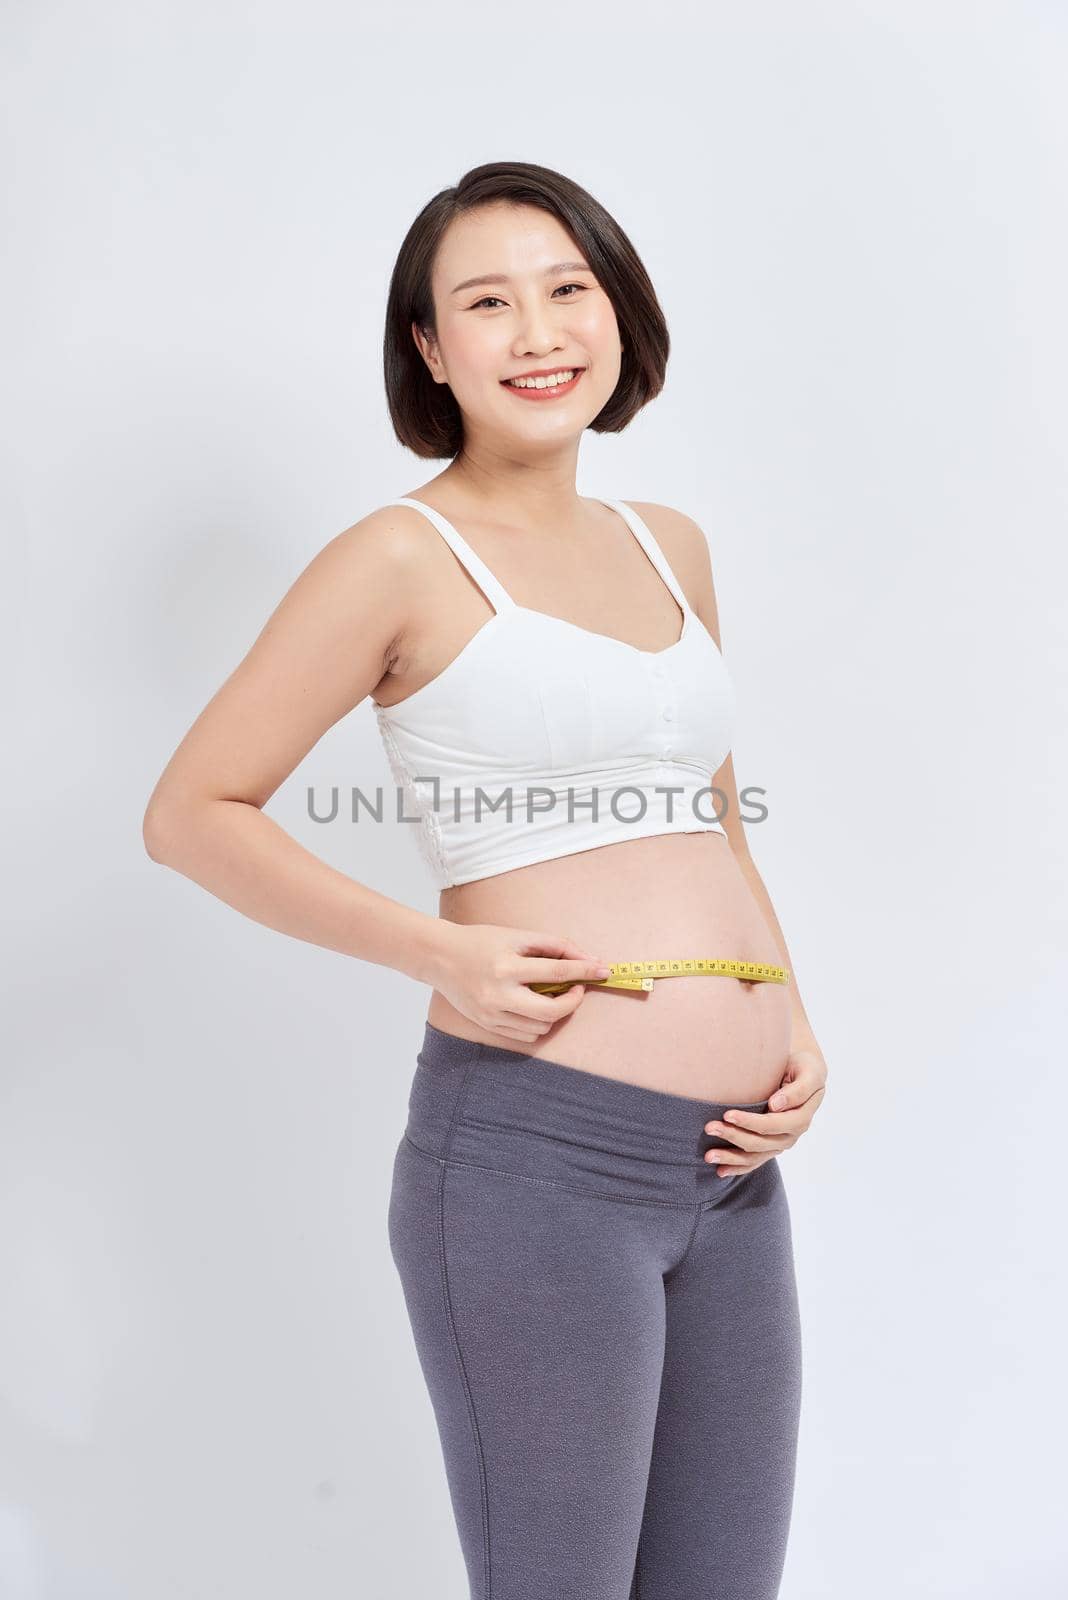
[3,2,1067,1595]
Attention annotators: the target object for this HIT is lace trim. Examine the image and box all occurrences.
[374,705,451,886]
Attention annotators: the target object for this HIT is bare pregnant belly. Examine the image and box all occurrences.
[426,831,794,1104]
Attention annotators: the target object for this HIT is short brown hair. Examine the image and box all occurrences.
[383,161,671,460]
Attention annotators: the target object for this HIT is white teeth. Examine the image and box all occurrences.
[506,369,578,389]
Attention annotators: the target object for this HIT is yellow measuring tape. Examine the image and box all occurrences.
[530,957,790,995]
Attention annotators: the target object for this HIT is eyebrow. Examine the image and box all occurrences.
[449,260,594,295]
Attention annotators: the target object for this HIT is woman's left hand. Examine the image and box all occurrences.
[703,1043,828,1178]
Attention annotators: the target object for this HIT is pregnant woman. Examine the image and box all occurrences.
[144,160,828,1600]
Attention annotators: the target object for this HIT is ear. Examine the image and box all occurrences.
[412,320,445,384]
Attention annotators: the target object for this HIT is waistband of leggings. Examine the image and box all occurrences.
[406,1021,771,1164]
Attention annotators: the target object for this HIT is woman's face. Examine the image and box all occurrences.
[416,202,623,453]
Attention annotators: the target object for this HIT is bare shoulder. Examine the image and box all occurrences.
[325,499,445,586]
[625,500,704,534]
[625,500,714,570]
[311,500,454,627]
[623,501,721,630]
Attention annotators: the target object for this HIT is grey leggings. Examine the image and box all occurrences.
[388,1021,803,1600]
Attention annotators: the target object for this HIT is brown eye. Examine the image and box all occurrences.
[470,284,589,311]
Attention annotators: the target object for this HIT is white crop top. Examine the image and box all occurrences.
[372,497,737,889]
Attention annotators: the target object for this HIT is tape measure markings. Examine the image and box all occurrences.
[530,957,790,996]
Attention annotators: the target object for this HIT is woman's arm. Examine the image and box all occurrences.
[142,508,609,1035]
[142,508,451,984]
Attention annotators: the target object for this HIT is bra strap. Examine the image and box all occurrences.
[602,499,692,615]
[384,498,515,615]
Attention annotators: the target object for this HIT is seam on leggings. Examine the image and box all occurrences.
[663,1199,702,1287]
[437,1052,492,1599]
[404,1135,692,1210]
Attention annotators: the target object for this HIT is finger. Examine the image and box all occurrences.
[716,1103,811,1134]
[703,1146,749,1167]
[704,1151,773,1175]
[497,1016,551,1037]
[521,961,613,991]
[504,982,591,1025]
[493,987,586,1039]
[703,1119,792,1152]
[706,1111,795,1141]
[487,1018,547,1043]
[759,1089,824,1126]
[512,938,612,988]
[768,1077,827,1112]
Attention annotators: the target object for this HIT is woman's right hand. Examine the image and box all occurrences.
[427,922,613,1044]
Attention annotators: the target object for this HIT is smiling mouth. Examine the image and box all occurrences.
[500,368,586,395]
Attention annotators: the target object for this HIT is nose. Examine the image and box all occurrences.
[512,305,563,359]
